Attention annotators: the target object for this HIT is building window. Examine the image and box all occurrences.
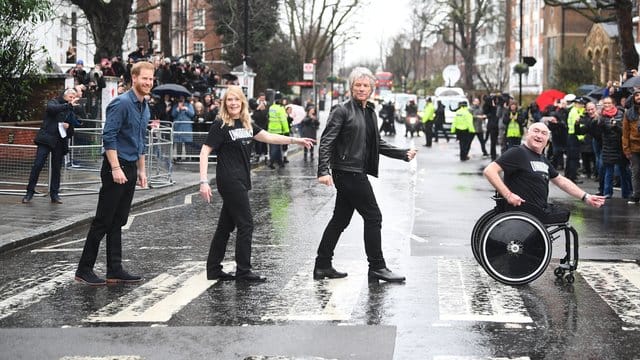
[194,41,205,62]
[194,8,205,30]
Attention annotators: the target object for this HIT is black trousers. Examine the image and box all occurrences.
[457,130,473,160]
[486,128,499,160]
[207,189,254,276]
[502,202,570,225]
[423,122,434,147]
[26,141,65,199]
[316,171,386,270]
[77,157,137,275]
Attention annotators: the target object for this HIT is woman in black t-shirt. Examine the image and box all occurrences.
[198,86,315,282]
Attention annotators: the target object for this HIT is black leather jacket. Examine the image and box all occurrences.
[318,99,409,178]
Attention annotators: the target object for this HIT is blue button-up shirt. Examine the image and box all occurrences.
[102,90,150,161]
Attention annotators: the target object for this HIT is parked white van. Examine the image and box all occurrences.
[434,87,468,130]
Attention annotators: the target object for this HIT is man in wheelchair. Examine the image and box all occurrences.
[483,122,605,224]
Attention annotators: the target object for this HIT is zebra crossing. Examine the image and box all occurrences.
[1,258,640,329]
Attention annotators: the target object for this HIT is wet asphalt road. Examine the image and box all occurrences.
[2,124,640,360]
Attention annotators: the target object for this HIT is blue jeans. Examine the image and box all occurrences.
[592,140,603,193]
[269,143,283,166]
[603,162,631,198]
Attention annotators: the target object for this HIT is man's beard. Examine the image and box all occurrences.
[134,82,149,95]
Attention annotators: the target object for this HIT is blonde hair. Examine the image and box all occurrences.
[219,86,252,130]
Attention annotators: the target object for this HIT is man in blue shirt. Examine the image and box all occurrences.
[75,61,154,286]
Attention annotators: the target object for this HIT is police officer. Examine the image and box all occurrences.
[450,101,475,161]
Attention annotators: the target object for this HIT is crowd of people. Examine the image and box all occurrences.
[62,50,320,165]
[436,85,640,204]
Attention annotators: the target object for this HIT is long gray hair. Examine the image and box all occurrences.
[348,67,376,96]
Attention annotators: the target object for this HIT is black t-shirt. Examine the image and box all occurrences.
[204,119,262,193]
[495,145,559,210]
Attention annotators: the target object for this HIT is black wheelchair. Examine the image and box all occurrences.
[471,195,579,285]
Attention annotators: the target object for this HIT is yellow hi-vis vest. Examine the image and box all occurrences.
[450,107,475,133]
[421,102,435,124]
[268,103,289,135]
[506,112,521,138]
[567,106,585,141]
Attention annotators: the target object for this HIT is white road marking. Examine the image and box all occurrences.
[84,261,221,323]
[261,261,365,321]
[434,357,530,360]
[437,258,533,323]
[0,264,75,320]
[580,261,640,328]
[31,238,85,253]
[60,356,144,360]
[123,204,186,230]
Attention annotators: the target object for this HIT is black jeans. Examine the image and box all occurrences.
[316,170,386,270]
[77,157,137,275]
[207,189,254,276]
[26,141,65,199]
[502,202,570,225]
[486,128,499,160]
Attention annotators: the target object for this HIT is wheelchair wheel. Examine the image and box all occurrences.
[479,211,551,286]
[471,209,497,265]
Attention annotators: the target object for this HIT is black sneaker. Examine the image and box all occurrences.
[75,270,106,286]
[106,269,143,284]
[628,197,640,205]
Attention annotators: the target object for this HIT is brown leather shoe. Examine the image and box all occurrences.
[51,197,63,204]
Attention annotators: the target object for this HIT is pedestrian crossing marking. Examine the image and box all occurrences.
[579,261,640,327]
[0,263,75,321]
[123,203,187,230]
[84,261,220,323]
[261,261,365,321]
[437,258,533,323]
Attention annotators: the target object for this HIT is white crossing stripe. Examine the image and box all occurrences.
[438,258,533,323]
[261,261,366,321]
[60,357,143,360]
[123,204,187,230]
[434,357,530,360]
[31,238,85,253]
[579,261,640,327]
[0,263,75,321]
[84,261,219,323]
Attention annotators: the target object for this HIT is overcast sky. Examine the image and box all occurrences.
[342,0,413,67]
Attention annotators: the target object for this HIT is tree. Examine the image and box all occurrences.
[0,0,51,122]
[210,0,285,91]
[414,0,498,91]
[550,46,596,93]
[257,33,300,92]
[282,0,362,79]
[210,0,280,67]
[386,35,413,91]
[544,0,639,72]
[69,0,133,64]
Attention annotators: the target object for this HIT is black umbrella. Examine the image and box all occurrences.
[621,76,640,88]
[152,83,191,98]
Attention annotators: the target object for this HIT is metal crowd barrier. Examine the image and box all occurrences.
[0,120,178,196]
[171,121,216,164]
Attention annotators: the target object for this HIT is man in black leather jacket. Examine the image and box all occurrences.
[314,67,417,283]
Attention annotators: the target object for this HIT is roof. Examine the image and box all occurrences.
[598,22,619,38]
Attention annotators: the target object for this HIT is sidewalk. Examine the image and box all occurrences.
[0,165,201,253]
